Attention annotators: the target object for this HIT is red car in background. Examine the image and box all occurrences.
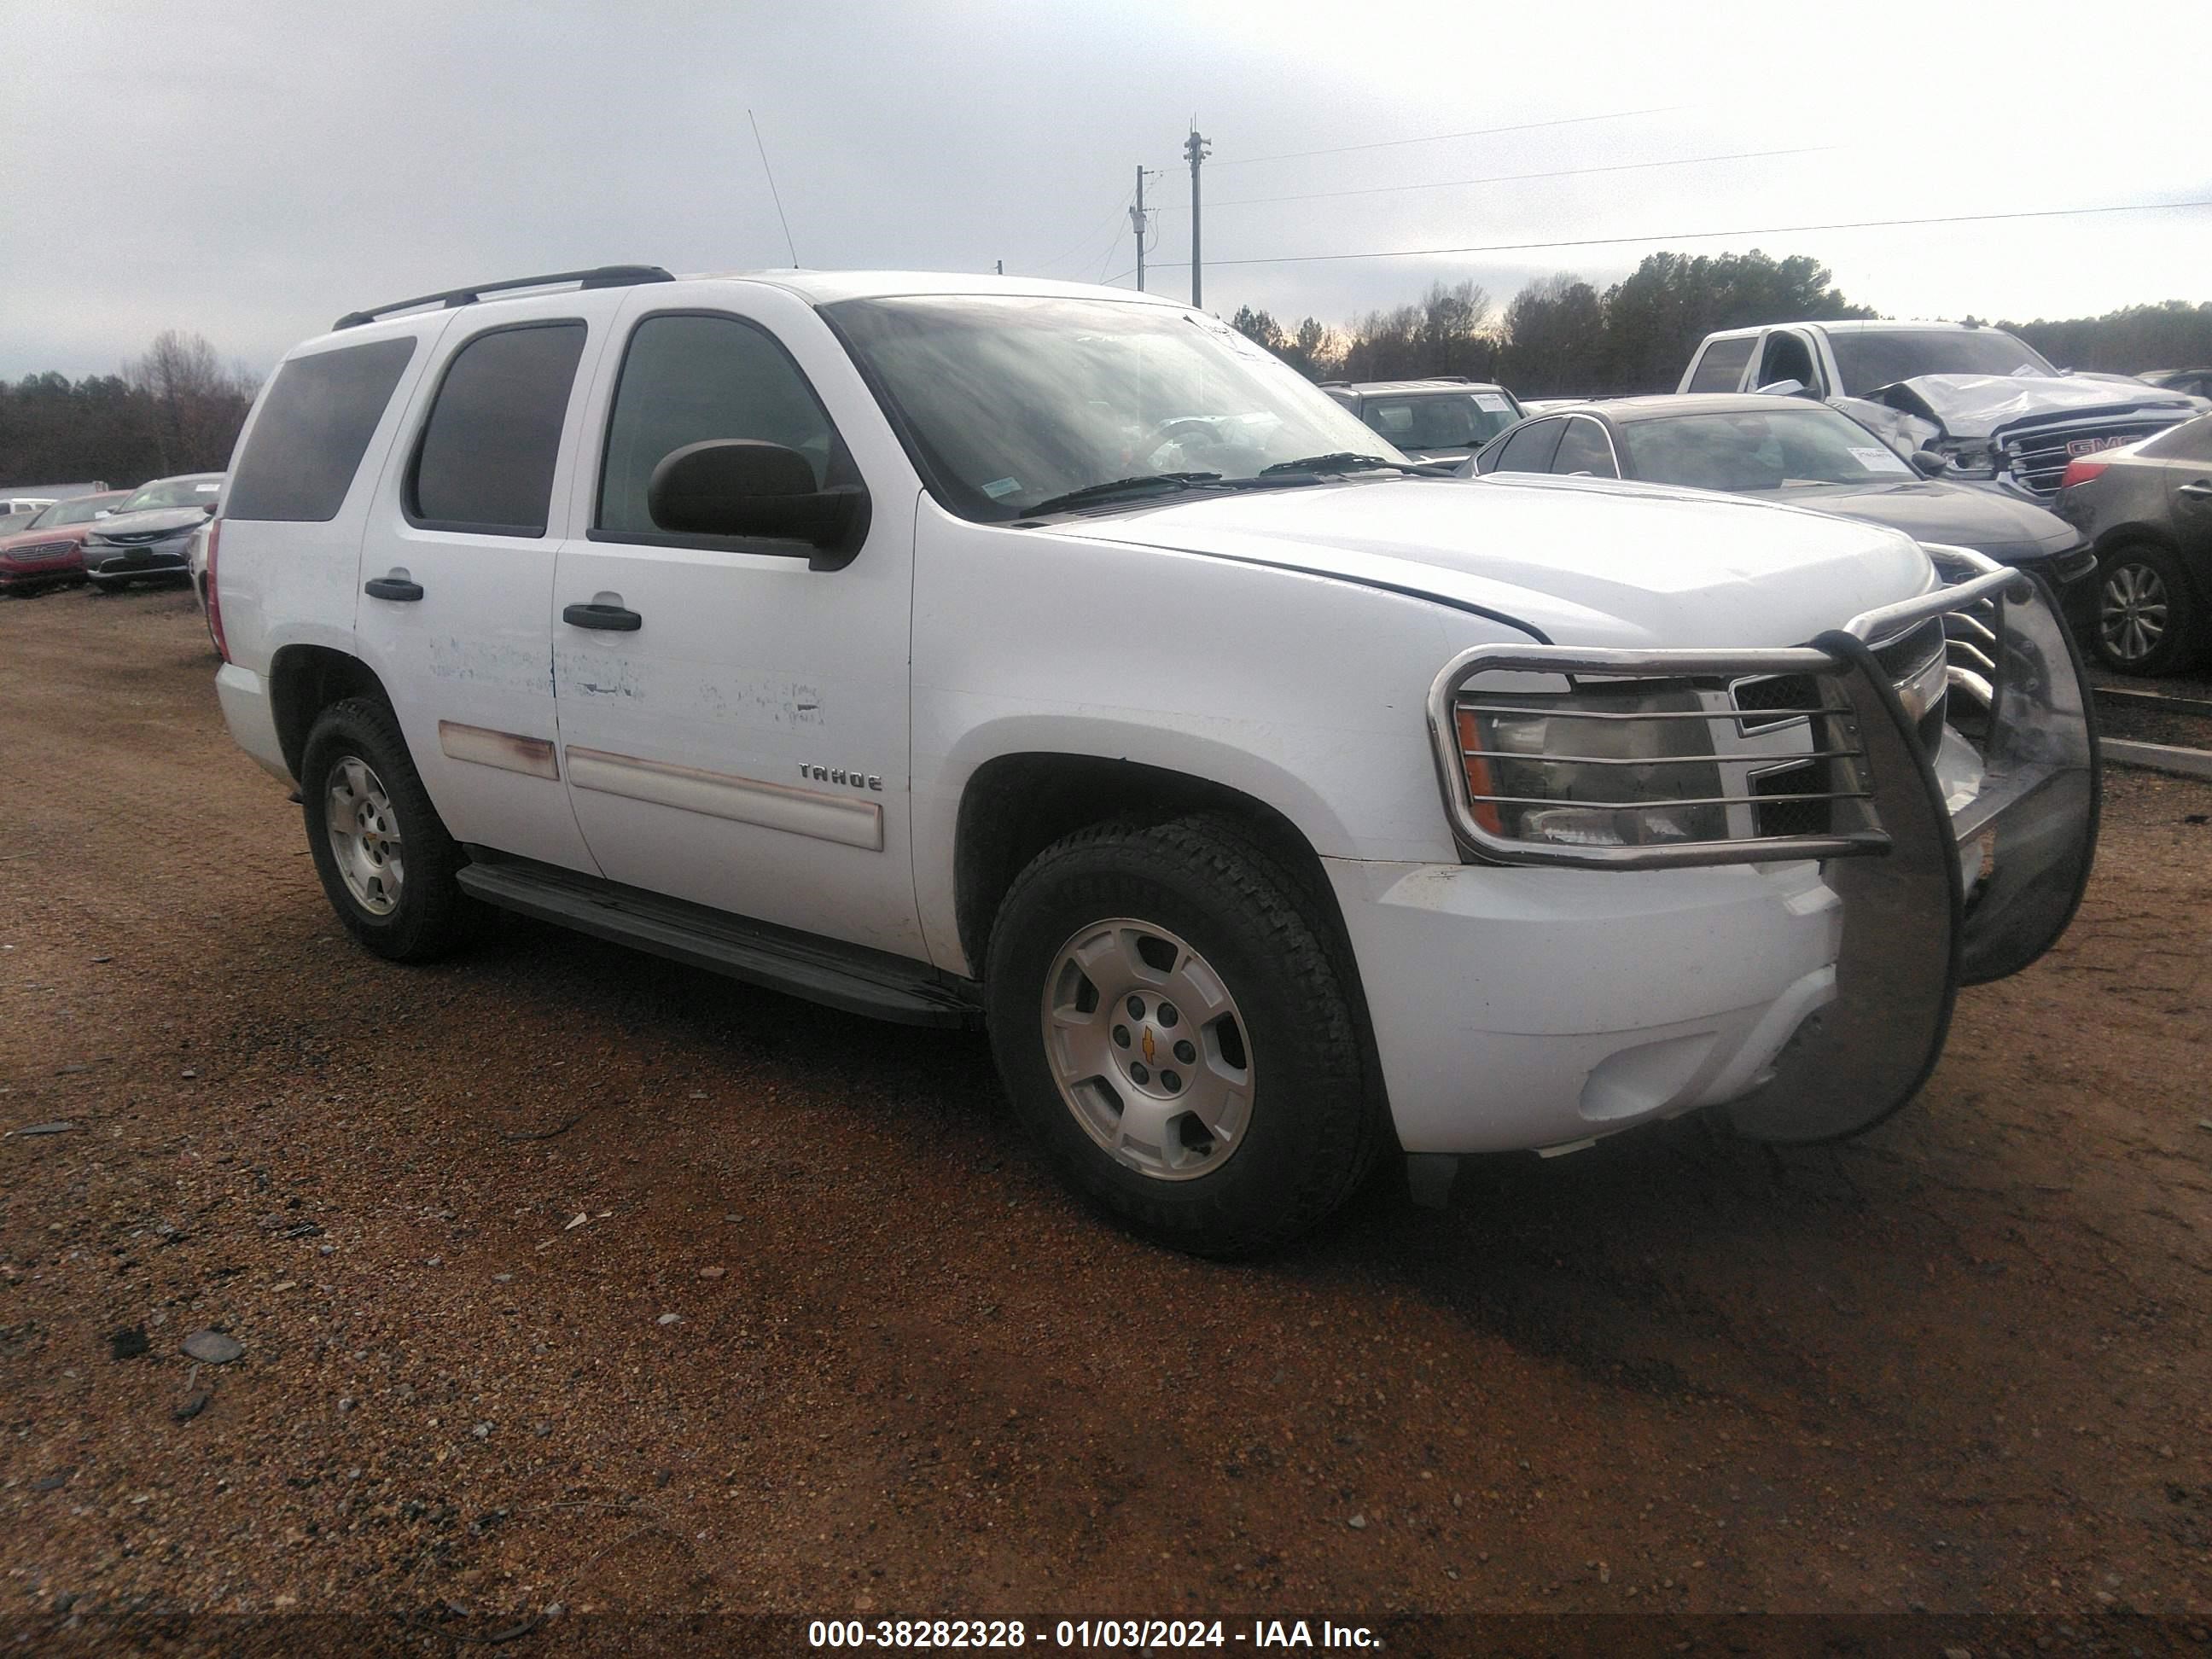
[0,491,131,594]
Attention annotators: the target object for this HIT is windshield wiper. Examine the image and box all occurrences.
[1025,472,1221,515]
[1253,452,1419,478]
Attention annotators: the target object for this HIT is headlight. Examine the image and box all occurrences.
[1454,681,1729,849]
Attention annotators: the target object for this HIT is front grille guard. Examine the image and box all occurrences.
[1424,546,2101,1144]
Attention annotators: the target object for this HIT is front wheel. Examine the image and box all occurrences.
[985,817,1384,1255]
[300,697,475,962]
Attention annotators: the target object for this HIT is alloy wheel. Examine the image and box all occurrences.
[2099,561,2169,666]
[1040,917,1254,1181]
[324,755,405,916]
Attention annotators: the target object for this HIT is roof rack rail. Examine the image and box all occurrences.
[332,265,675,331]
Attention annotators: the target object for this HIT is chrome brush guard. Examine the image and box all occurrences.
[1425,547,2100,1143]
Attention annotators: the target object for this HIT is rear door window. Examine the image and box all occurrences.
[408,322,588,536]
[1489,418,1566,474]
[1686,335,1755,393]
[225,337,416,521]
[1551,417,1619,478]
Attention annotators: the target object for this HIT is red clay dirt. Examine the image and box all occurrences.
[2,591,2208,1638]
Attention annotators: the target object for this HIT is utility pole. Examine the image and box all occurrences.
[1184,126,1210,307]
[1130,166,1156,292]
[995,259,1004,275]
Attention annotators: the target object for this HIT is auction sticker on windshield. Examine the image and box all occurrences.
[1848,445,1912,474]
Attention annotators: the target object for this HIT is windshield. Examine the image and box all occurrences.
[1358,391,1518,451]
[824,294,1405,520]
[1619,406,1916,492]
[32,494,125,528]
[119,476,221,514]
[1829,329,2056,394]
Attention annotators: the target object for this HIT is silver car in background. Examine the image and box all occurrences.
[80,473,222,590]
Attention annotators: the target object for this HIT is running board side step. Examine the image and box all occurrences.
[455,854,981,1028]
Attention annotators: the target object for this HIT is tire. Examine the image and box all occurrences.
[984,815,1385,1256]
[2093,542,2201,675]
[300,696,475,962]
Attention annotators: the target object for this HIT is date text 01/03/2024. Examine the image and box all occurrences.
[806,1618,1382,1648]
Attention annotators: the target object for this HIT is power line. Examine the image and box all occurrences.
[1155,143,1834,213]
[1026,187,1141,278]
[1130,196,2212,271]
[1206,105,1687,171]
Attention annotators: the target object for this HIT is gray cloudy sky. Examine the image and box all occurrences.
[5,0,2208,380]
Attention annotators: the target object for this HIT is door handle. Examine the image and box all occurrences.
[563,601,642,632]
[2179,481,2212,498]
[364,576,424,602]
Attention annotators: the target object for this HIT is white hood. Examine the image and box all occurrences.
[1869,372,2199,440]
[1054,474,1936,649]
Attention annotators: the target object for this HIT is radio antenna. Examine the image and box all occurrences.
[748,109,800,267]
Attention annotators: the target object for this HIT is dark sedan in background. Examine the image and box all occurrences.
[2055,413,2212,674]
[79,472,223,590]
[1469,394,2093,586]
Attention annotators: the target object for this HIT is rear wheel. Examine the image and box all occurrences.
[985,816,1383,1255]
[300,697,475,962]
[2094,542,2200,674]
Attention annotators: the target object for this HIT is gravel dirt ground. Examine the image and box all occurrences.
[3,590,2210,1644]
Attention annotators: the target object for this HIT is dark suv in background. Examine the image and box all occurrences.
[1320,378,1523,465]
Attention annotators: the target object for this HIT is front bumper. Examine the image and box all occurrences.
[0,562,84,590]
[84,543,191,580]
[1350,549,2098,1155]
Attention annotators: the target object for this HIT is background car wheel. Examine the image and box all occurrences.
[2093,543,2200,675]
[985,815,1385,1256]
[300,697,476,963]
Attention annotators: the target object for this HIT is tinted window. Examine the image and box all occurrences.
[1490,419,1566,474]
[410,322,586,536]
[1551,418,1618,478]
[1686,336,1755,393]
[2141,414,2212,463]
[227,338,416,521]
[598,313,842,537]
[1755,331,1817,390]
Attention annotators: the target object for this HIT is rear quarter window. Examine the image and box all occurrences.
[225,337,417,522]
[1685,335,1755,393]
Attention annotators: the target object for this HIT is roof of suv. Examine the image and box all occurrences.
[704,269,1185,307]
[1324,379,1511,397]
[1701,320,2003,341]
[309,267,1190,353]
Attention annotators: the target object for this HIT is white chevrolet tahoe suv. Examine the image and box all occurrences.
[208,265,2100,1254]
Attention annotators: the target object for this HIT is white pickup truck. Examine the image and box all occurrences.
[1680,318,2199,499]
[208,267,2099,1254]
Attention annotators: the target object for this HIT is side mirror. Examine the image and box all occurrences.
[647,439,870,570]
[1909,449,1948,479]
[1754,377,1806,398]
[202,501,218,515]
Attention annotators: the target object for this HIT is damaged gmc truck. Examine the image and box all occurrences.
[1681,318,2201,500]
[211,270,2100,1254]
